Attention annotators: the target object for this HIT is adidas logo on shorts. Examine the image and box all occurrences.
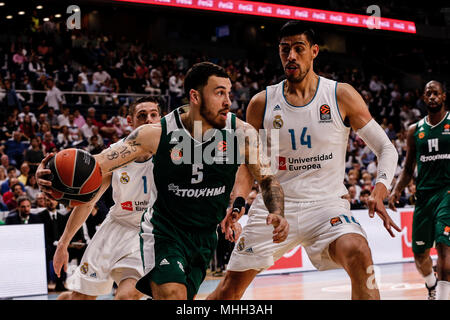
[160,258,170,266]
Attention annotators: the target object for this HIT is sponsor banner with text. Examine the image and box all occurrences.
[116,0,416,33]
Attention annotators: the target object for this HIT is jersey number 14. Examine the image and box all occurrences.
[288,127,312,150]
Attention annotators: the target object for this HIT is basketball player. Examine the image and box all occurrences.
[207,21,401,300]
[37,97,162,300]
[389,80,449,300]
[39,62,288,300]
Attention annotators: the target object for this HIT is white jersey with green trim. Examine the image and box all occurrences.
[263,76,350,201]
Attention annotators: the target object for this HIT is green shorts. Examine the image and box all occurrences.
[412,188,450,254]
[137,210,217,300]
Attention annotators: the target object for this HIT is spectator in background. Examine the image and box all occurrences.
[385,123,397,141]
[67,114,82,143]
[42,131,57,154]
[0,154,18,176]
[3,131,28,166]
[46,107,60,133]
[80,117,96,142]
[84,73,100,105]
[28,53,46,80]
[348,185,359,210]
[19,114,37,140]
[1,114,19,141]
[3,182,25,210]
[17,161,30,185]
[73,109,86,129]
[352,189,371,210]
[32,192,47,210]
[86,134,104,155]
[168,71,184,109]
[18,105,37,124]
[57,125,73,149]
[93,64,111,85]
[25,174,40,202]
[5,196,41,225]
[39,78,63,112]
[57,106,70,128]
[24,136,45,173]
[72,75,87,105]
[3,79,22,112]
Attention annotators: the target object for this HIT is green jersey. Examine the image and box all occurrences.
[150,106,241,232]
[414,112,450,191]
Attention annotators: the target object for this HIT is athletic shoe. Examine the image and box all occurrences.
[426,282,437,300]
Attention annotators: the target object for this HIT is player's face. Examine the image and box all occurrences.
[197,76,232,129]
[423,83,446,114]
[279,34,318,83]
[129,102,161,129]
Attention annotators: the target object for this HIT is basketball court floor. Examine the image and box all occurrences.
[17,261,432,300]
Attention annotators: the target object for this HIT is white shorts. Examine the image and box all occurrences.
[65,215,144,296]
[227,195,367,272]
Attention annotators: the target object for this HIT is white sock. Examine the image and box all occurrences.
[436,281,450,300]
[424,272,437,288]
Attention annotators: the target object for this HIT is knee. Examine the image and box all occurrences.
[336,237,372,269]
[115,289,142,300]
[413,252,430,265]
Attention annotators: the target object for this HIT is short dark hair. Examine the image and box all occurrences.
[183,62,230,94]
[278,21,316,46]
[17,195,31,206]
[128,96,163,117]
[11,183,22,191]
[360,189,371,197]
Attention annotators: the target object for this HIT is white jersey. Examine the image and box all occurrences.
[108,141,154,228]
[264,76,350,201]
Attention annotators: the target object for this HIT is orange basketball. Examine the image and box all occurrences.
[46,148,102,207]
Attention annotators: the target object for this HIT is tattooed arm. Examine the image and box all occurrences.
[233,119,288,243]
[94,123,161,174]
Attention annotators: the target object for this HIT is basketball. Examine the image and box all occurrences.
[46,148,103,207]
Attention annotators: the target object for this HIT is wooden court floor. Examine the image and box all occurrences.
[197,261,434,300]
[24,261,433,300]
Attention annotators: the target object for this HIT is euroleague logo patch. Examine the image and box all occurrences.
[319,104,332,122]
[443,124,450,135]
[170,147,183,161]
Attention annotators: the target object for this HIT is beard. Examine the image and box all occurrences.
[426,103,443,114]
[285,64,309,83]
[199,93,227,130]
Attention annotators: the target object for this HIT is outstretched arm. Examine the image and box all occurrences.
[53,173,112,278]
[94,123,161,174]
[337,82,401,237]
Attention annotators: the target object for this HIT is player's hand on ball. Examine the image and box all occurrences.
[266,214,289,243]
[36,153,55,196]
